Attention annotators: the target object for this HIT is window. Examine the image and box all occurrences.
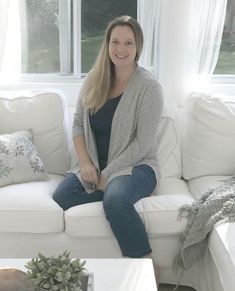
[214,0,235,74]
[6,1,234,78]
[81,0,137,73]
[18,0,137,77]
[21,0,60,74]
[20,0,78,75]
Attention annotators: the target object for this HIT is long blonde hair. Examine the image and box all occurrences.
[82,15,144,113]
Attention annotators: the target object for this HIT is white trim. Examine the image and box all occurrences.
[59,0,71,74]
[73,0,81,76]
[1,73,83,84]
[4,73,234,86]
[211,74,235,84]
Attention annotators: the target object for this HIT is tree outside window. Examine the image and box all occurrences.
[214,0,235,74]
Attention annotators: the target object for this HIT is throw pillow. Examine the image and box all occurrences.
[183,93,235,179]
[0,130,48,187]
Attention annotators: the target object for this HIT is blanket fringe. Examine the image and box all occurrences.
[171,268,184,291]
[174,176,235,272]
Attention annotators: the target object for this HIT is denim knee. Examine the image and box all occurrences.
[53,173,80,210]
[53,186,72,210]
[103,177,129,217]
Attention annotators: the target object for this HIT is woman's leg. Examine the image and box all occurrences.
[103,165,157,257]
[53,173,103,210]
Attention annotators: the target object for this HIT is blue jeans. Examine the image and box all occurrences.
[53,164,157,257]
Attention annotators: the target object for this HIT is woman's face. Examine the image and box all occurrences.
[109,25,137,69]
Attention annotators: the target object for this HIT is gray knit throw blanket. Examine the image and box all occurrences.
[174,176,235,271]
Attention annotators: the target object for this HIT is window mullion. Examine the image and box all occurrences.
[59,0,71,75]
[73,0,81,77]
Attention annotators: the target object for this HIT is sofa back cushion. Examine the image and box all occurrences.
[183,93,235,180]
[0,90,70,175]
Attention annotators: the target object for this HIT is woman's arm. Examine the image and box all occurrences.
[72,94,98,186]
[73,136,98,185]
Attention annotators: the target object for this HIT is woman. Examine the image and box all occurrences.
[53,15,163,264]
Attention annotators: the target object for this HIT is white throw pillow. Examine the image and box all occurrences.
[0,130,48,187]
[183,93,235,180]
[0,90,70,175]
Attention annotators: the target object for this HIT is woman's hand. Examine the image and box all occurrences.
[97,175,107,191]
[80,163,99,186]
[73,136,98,187]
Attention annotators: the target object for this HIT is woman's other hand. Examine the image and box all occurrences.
[97,175,107,191]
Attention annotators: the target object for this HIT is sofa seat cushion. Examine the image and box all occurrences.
[0,174,64,233]
[188,175,232,200]
[209,222,235,291]
[65,178,194,238]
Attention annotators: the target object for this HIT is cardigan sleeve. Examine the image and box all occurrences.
[72,93,85,138]
[101,83,164,179]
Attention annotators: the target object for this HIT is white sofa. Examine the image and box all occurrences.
[0,89,234,291]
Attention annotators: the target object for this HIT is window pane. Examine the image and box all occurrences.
[81,0,137,74]
[214,0,235,74]
[21,0,60,73]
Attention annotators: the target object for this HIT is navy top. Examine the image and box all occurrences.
[89,94,122,170]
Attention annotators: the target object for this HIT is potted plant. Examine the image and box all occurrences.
[25,250,91,291]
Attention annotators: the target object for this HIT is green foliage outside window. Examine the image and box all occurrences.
[81,0,137,73]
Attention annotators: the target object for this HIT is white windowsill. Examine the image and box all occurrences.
[211,75,235,85]
[19,74,235,85]
[19,74,84,84]
[1,72,234,85]
[0,73,86,85]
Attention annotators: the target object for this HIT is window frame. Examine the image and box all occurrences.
[212,0,235,80]
[19,0,81,82]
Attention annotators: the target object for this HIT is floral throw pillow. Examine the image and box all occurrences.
[0,130,48,187]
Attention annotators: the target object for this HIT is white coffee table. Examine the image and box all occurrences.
[0,258,158,291]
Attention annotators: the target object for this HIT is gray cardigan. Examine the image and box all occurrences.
[72,65,164,192]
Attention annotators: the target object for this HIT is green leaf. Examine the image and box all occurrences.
[55,272,63,282]
[43,283,51,289]
[31,278,42,286]
[37,261,46,270]
[65,271,71,280]
[37,273,42,279]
